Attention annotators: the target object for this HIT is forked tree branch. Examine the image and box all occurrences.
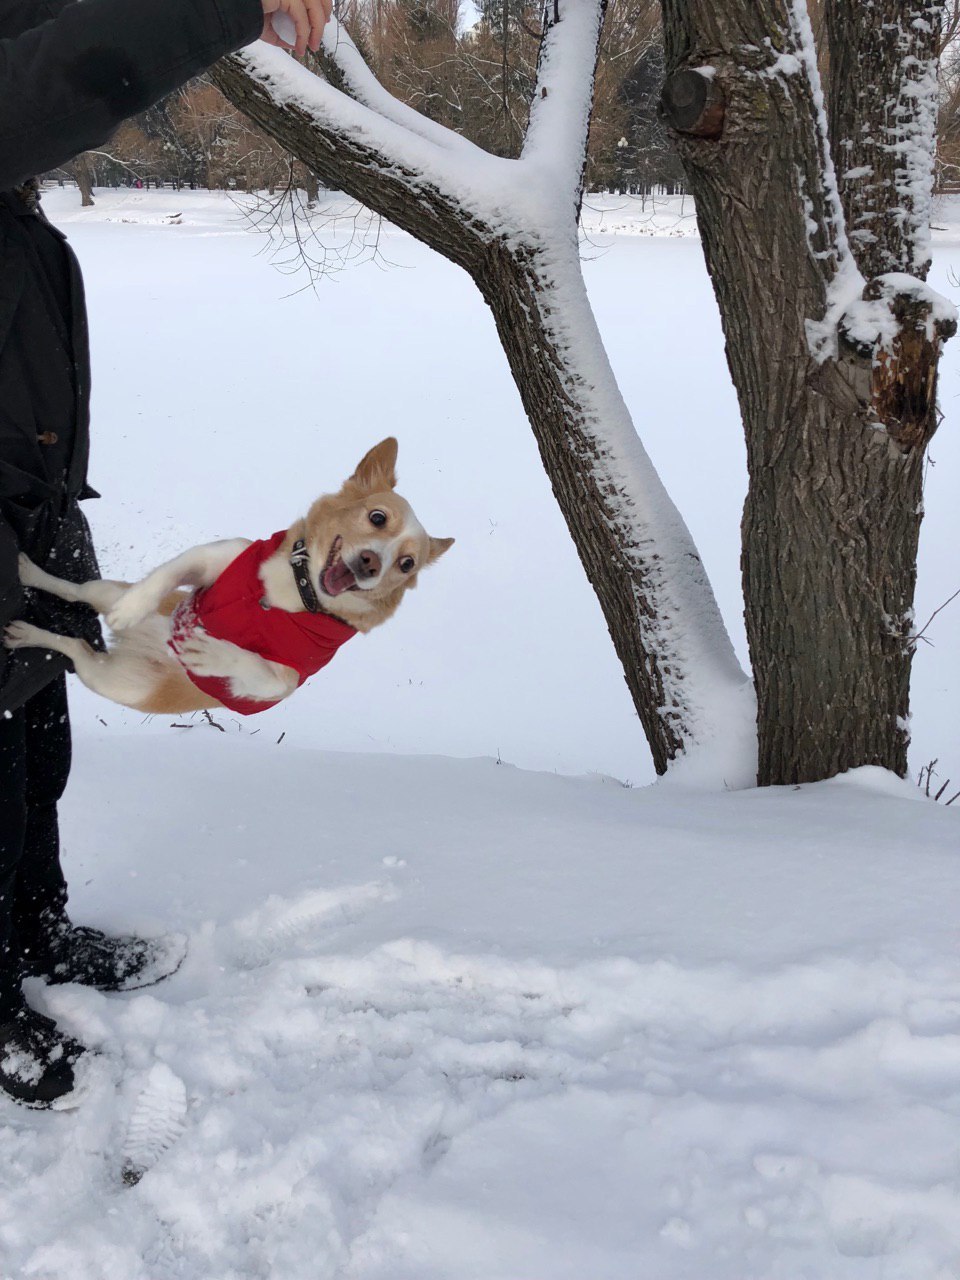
[218,0,604,235]
[660,0,861,362]
[213,40,498,273]
[315,21,481,155]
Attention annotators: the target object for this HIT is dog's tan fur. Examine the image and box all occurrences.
[4,439,453,716]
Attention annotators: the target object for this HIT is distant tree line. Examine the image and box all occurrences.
[49,0,960,201]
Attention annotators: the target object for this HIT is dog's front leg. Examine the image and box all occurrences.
[106,539,251,632]
[177,629,298,704]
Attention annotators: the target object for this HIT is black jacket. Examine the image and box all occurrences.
[0,0,262,712]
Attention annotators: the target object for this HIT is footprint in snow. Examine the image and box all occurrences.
[229,882,394,968]
[121,1062,188,1187]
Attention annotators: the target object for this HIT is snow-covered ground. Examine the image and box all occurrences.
[8,741,960,1279]
[1,187,958,1279]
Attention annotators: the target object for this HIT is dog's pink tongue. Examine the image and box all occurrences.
[323,558,356,596]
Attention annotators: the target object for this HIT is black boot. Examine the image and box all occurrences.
[26,919,187,992]
[0,1005,87,1109]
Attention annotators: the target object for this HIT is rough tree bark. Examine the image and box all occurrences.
[825,1,948,454]
[213,3,751,779]
[826,0,940,281]
[659,0,955,785]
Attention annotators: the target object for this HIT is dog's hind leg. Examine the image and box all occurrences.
[3,621,144,706]
[19,554,129,615]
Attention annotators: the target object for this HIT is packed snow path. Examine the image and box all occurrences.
[2,735,959,1279]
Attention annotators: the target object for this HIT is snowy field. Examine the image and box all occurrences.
[1,187,958,1279]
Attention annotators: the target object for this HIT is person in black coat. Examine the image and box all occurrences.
[0,0,328,1108]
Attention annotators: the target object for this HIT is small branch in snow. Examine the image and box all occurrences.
[916,758,960,805]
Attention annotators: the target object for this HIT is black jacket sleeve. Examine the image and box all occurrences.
[0,0,263,190]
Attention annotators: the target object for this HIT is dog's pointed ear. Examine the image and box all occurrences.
[351,438,398,492]
[427,536,455,564]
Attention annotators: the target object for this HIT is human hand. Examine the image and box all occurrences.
[260,0,332,57]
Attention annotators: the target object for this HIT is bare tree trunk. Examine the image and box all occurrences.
[212,16,750,776]
[75,152,95,207]
[659,0,954,784]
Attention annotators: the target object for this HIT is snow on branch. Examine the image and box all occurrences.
[316,21,478,158]
[887,8,942,277]
[234,39,503,214]
[520,0,606,205]
[784,0,864,361]
[827,1,945,283]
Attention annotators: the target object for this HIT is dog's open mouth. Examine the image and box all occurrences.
[320,536,357,596]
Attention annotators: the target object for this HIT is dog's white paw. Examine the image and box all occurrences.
[3,620,46,650]
[17,553,46,590]
[106,585,155,632]
[177,630,236,678]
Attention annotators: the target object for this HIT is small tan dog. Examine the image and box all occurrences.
[4,438,452,716]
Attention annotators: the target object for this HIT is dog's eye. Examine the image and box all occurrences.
[369,510,387,528]
[399,556,415,573]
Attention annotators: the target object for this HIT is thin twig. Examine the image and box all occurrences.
[913,585,960,644]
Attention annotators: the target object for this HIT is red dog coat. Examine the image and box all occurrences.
[169,531,357,715]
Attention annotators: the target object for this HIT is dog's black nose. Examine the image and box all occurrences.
[357,549,381,580]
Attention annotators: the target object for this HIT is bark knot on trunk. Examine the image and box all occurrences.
[659,68,725,140]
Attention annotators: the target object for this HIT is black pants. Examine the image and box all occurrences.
[0,676,70,1019]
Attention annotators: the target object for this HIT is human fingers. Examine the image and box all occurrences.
[303,0,327,51]
[283,0,310,57]
[259,0,286,44]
